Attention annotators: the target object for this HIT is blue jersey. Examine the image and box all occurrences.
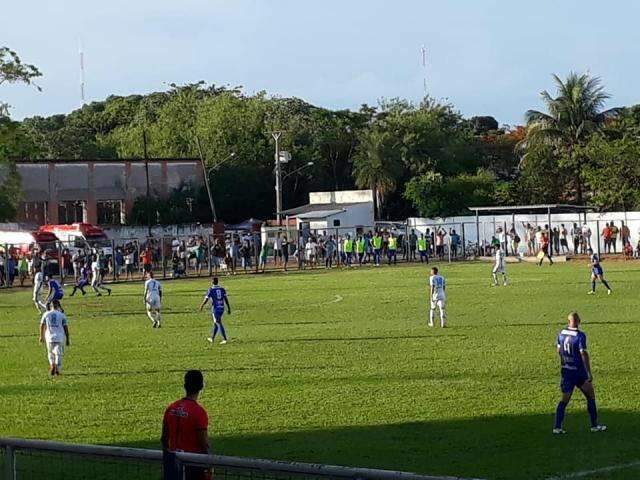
[48,279,64,298]
[205,286,227,311]
[557,328,587,372]
[591,254,603,275]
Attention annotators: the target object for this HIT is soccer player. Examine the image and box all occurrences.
[70,263,90,296]
[32,267,46,313]
[553,312,606,434]
[45,275,65,311]
[199,277,231,344]
[144,271,163,328]
[38,300,70,376]
[428,267,447,328]
[492,248,508,286]
[587,250,611,295]
[91,255,112,296]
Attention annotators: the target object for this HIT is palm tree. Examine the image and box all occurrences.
[519,72,621,203]
[352,128,400,219]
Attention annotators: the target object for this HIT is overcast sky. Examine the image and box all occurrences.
[4,0,640,125]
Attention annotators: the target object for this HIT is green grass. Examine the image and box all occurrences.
[1,261,640,480]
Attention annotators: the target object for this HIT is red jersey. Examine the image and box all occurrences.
[163,398,208,453]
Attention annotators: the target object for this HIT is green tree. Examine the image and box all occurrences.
[404,169,498,218]
[520,72,621,203]
[352,128,401,218]
[581,134,640,211]
[0,47,42,116]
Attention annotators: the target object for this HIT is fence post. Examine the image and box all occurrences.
[4,243,9,288]
[161,237,166,280]
[596,220,601,258]
[207,236,212,277]
[461,223,466,258]
[112,240,117,283]
[5,444,15,480]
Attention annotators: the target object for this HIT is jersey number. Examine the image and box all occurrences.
[563,337,572,355]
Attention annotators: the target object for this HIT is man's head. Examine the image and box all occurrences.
[568,312,581,328]
[212,277,219,286]
[184,370,204,396]
[431,267,438,275]
[147,271,154,279]
[48,299,61,311]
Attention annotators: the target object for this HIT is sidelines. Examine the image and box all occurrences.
[0,437,485,480]
[546,460,640,479]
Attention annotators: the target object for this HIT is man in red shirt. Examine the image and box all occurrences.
[162,370,210,480]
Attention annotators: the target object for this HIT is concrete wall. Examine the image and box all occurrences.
[309,189,373,205]
[15,160,202,225]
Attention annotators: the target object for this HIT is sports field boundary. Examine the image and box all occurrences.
[0,437,484,480]
[545,460,640,479]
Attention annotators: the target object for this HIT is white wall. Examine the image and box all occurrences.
[309,190,373,205]
[408,211,640,254]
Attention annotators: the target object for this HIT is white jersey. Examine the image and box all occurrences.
[144,278,162,299]
[40,310,68,343]
[91,261,101,278]
[493,249,505,273]
[429,274,446,300]
[33,272,44,296]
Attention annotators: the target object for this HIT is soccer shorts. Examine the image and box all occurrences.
[146,295,161,310]
[592,266,603,276]
[47,342,64,366]
[493,263,505,274]
[560,369,588,393]
[49,291,64,301]
[430,295,446,310]
[419,251,427,258]
[213,308,225,322]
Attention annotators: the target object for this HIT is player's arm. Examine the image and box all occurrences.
[158,285,162,299]
[64,324,70,346]
[38,322,45,344]
[224,295,231,315]
[143,285,148,303]
[581,350,592,382]
[198,296,209,312]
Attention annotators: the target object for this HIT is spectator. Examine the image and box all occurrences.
[602,222,612,254]
[552,227,560,255]
[582,224,592,251]
[610,222,619,254]
[141,247,153,274]
[435,228,446,261]
[162,370,210,480]
[408,229,418,261]
[387,233,397,265]
[114,248,124,280]
[6,254,16,286]
[571,223,581,255]
[18,254,29,286]
[324,236,336,269]
[559,224,569,254]
[621,222,631,247]
[449,229,460,259]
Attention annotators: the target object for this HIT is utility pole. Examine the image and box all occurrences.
[196,136,217,224]
[142,130,151,236]
[272,131,283,224]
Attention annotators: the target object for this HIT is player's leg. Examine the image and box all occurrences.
[428,299,436,327]
[55,344,63,375]
[46,342,56,376]
[91,278,102,295]
[145,303,156,326]
[553,388,574,433]
[598,274,612,293]
[588,274,597,294]
[578,380,606,431]
[492,265,499,285]
[216,320,228,343]
[438,299,447,327]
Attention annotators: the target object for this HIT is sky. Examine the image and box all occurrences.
[4,0,640,125]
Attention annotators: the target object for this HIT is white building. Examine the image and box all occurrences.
[281,190,375,234]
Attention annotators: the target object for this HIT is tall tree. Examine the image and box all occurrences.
[0,47,42,116]
[520,72,621,203]
[352,128,401,218]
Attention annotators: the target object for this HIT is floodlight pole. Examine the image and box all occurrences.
[272,131,283,225]
[196,136,218,224]
[142,130,151,237]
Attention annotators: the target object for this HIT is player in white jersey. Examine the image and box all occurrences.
[91,256,112,296]
[143,271,163,328]
[32,268,46,312]
[428,267,447,328]
[38,300,70,376]
[492,248,508,286]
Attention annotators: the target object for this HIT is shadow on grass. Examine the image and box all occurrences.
[117,411,639,480]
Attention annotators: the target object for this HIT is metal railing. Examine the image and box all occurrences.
[0,438,480,480]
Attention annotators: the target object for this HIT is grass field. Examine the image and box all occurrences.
[1,261,640,480]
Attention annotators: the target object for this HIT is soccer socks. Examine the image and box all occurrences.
[440,308,447,327]
[429,308,435,326]
[591,280,596,292]
[555,400,568,429]
[587,398,598,427]
[211,322,228,341]
[601,280,611,291]
[492,273,498,285]
[146,310,155,324]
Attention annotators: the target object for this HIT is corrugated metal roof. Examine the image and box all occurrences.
[281,202,363,216]
[295,209,344,219]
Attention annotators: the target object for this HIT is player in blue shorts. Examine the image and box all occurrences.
[70,263,90,296]
[553,312,606,434]
[587,250,611,295]
[199,277,231,345]
[45,276,64,305]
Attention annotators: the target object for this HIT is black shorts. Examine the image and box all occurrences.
[126,264,134,273]
[143,263,152,272]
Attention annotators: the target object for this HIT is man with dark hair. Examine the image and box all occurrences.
[199,277,231,345]
[162,370,210,480]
